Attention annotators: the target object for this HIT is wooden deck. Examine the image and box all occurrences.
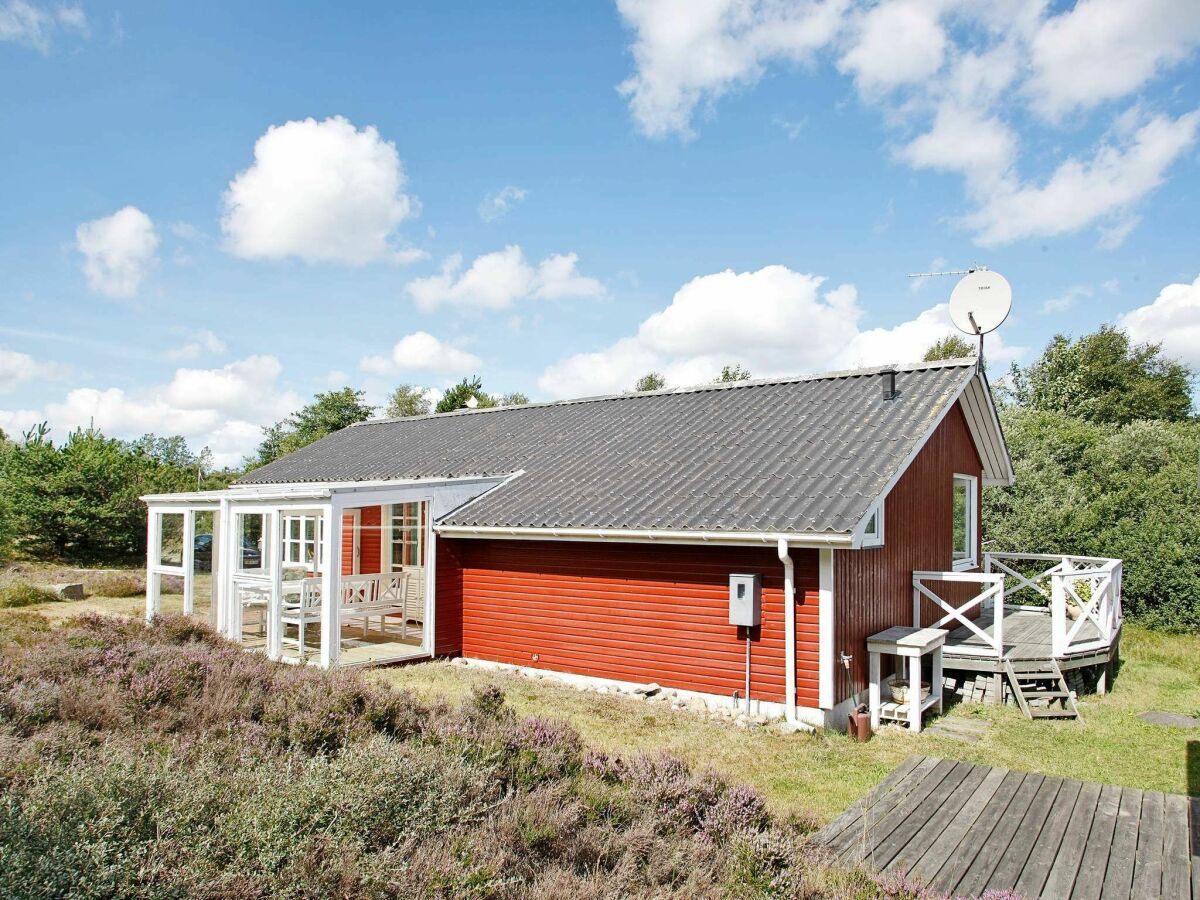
[814,755,1198,899]
[943,607,1111,669]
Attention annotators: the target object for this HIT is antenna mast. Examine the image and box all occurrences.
[908,266,1011,372]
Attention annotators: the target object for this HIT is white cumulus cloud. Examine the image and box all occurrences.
[0,348,41,392]
[0,0,87,52]
[538,264,1015,399]
[166,329,227,361]
[221,116,422,265]
[615,0,844,139]
[478,185,528,222]
[838,0,949,94]
[964,110,1200,247]
[360,331,482,376]
[1118,275,1200,368]
[0,355,301,467]
[615,0,1200,247]
[406,245,603,311]
[75,206,159,299]
[1027,0,1200,121]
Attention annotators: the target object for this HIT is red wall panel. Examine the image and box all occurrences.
[445,539,820,705]
[340,505,384,576]
[434,535,465,656]
[833,402,984,701]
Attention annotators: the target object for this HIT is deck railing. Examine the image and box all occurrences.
[912,571,1006,658]
[984,552,1123,657]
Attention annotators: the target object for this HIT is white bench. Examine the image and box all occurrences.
[339,572,418,638]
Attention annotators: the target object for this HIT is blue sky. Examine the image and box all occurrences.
[1,0,1198,465]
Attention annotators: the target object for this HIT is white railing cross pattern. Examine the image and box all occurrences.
[912,571,1006,659]
[985,552,1122,658]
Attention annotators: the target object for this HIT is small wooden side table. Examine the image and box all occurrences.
[866,626,947,732]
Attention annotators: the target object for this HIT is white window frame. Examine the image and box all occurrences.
[385,501,426,571]
[952,473,978,570]
[281,512,324,571]
[859,499,884,548]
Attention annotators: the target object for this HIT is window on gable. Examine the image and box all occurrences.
[952,474,978,570]
[860,501,884,548]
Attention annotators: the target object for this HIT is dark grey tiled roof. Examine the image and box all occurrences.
[237,360,978,535]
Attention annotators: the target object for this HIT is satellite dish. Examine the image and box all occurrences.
[949,269,1012,335]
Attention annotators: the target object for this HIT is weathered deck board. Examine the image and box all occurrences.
[941,607,1106,663]
[1129,791,1164,900]
[814,756,1196,900]
[986,774,1064,893]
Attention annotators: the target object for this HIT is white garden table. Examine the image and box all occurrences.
[866,626,947,732]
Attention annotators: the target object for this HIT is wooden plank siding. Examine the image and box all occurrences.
[340,505,383,576]
[439,539,821,705]
[833,402,984,703]
[434,536,465,656]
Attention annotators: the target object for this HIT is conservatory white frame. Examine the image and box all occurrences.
[141,475,506,668]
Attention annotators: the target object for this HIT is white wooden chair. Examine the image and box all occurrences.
[281,577,322,662]
[237,583,268,638]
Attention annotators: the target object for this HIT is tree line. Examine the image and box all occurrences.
[2,333,1196,630]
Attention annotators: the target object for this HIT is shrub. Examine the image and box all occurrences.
[84,572,144,598]
[0,613,883,899]
[0,582,60,608]
[985,409,1200,630]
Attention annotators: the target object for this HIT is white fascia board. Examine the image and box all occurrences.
[847,368,1012,543]
[434,524,853,548]
[965,374,1015,485]
[142,474,514,506]
[226,474,515,494]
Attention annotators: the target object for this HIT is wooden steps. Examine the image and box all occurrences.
[1004,659,1079,721]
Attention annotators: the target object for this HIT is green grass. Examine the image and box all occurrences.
[372,624,1200,821]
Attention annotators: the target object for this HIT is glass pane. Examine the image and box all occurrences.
[952,482,968,558]
[159,513,184,568]
[190,511,216,624]
[304,517,315,542]
[239,514,265,572]
[289,518,300,540]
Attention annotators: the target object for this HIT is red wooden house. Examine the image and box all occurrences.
[143,359,1122,728]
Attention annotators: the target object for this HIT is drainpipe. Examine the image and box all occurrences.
[777,539,796,723]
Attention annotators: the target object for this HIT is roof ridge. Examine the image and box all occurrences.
[354,357,978,427]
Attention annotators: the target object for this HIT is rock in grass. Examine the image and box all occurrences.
[1138,710,1200,728]
[45,583,85,600]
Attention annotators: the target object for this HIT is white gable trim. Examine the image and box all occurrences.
[848,368,1012,548]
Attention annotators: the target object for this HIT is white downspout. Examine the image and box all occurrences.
[777,539,796,723]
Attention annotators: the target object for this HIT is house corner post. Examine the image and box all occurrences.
[319,500,344,669]
[144,508,159,623]
[818,548,834,711]
[267,509,283,661]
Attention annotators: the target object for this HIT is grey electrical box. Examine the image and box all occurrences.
[728,573,762,626]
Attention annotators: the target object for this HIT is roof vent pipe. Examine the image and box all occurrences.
[881,369,898,401]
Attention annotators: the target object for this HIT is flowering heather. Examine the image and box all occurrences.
[0,613,1006,898]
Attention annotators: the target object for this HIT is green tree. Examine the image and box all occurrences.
[923,335,975,361]
[385,384,431,418]
[634,372,666,392]
[984,409,1200,630]
[435,377,496,413]
[716,364,751,383]
[1009,326,1194,425]
[498,392,530,406]
[0,426,203,563]
[254,388,375,465]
